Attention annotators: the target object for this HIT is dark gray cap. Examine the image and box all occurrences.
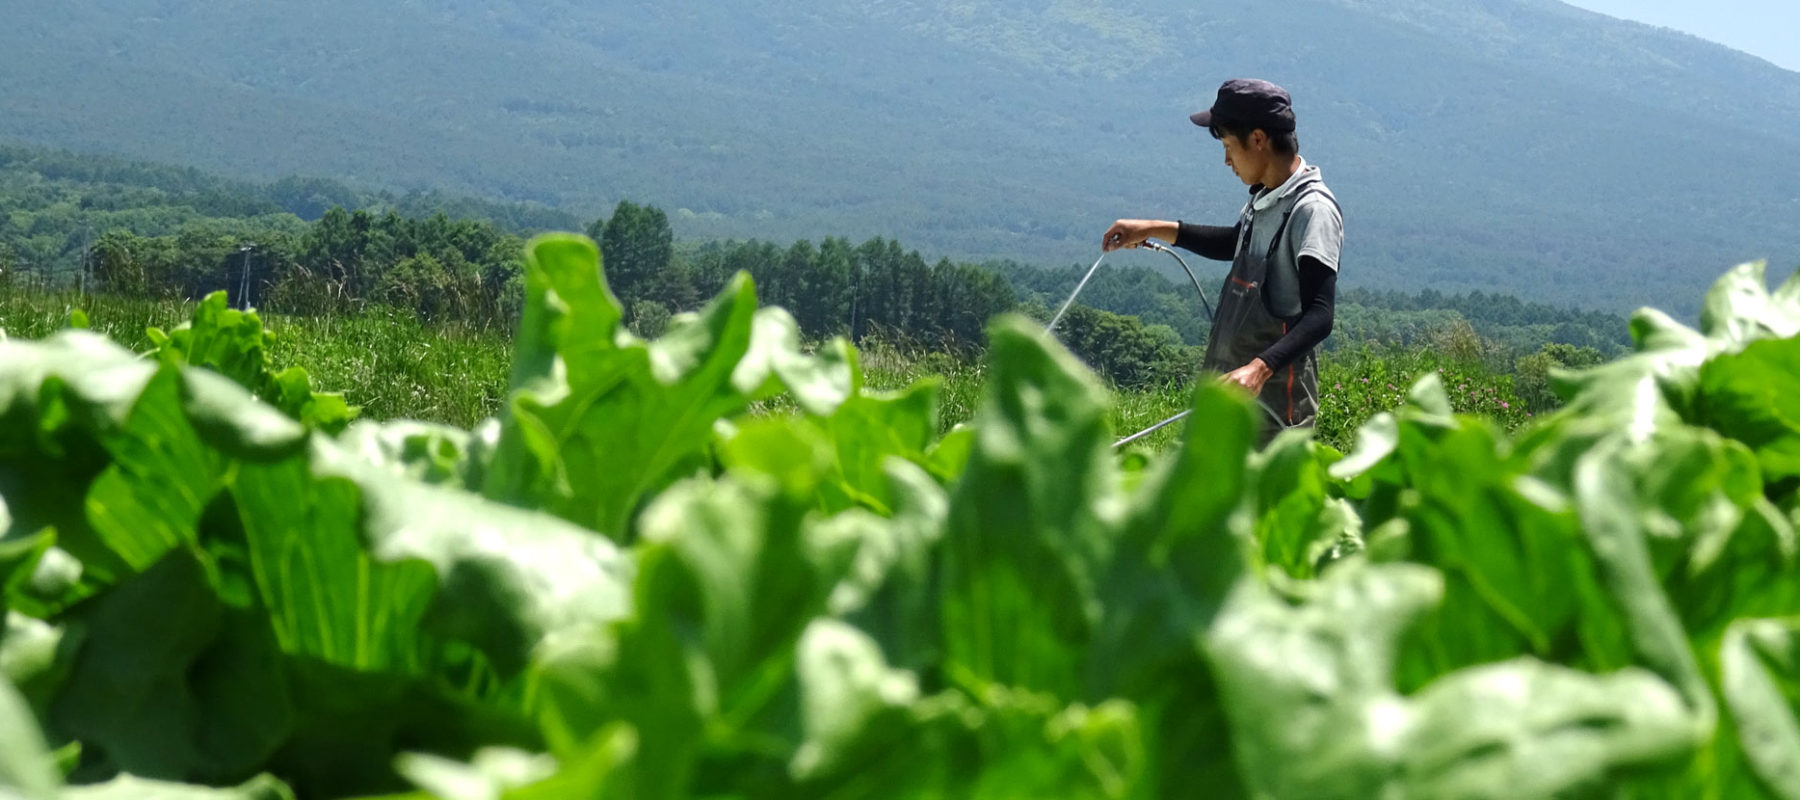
[1189,78,1297,133]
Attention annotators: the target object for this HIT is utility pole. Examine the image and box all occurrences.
[238,242,257,310]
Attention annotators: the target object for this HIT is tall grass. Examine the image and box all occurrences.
[0,289,191,351]
[0,288,1535,454]
[0,290,510,429]
[265,311,510,428]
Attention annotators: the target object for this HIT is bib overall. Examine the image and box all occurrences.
[1201,187,1339,445]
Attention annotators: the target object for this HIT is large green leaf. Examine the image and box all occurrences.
[49,552,293,785]
[0,612,79,720]
[228,458,439,676]
[1328,375,1616,689]
[1205,564,1696,799]
[788,620,925,785]
[0,674,57,800]
[1098,382,1255,679]
[230,433,634,679]
[938,315,1119,697]
[148,292,355,434]
[61,775,294,800]
[1720,617,1800,800]
[83,369,226,578]
[1400,657,1693,797]
[0,331,305,591]
[1250,430,1336,580]
[1087,382,1257,795]
[1697,336,1800,484]
[529,466,858,797]
[0,335,187,585]
[482,235,854,540]
[820,459,948,674]
[316,435,633,675]
[3,664,293,800]
[334,420,480,488]
[1698,261,1800,350]
[817,381,940,514]
[789,621,1149,800]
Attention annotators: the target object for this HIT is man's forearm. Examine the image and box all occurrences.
[1174,222,1238,261]
[1136,221,1180,245]
[1256,256,1337,372]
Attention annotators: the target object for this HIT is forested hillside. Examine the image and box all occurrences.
[0,145,577,281]
[4,1,1799,318]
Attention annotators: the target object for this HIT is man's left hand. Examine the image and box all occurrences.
[1220,358,1275,394]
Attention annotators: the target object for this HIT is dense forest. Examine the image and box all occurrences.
[6,1,1800,320]
[0,144,578,280]
[0,143,1625,393]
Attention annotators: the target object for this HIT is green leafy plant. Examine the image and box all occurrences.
[0,236,1797,799]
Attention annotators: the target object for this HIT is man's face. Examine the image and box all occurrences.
[1219,132,1263,186]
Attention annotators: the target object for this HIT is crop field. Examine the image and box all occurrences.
[0,235,1795,798]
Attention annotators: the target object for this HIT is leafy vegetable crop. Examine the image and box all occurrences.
[1,234,1798,799]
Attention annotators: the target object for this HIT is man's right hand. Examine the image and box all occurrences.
[1102,219,1179,252]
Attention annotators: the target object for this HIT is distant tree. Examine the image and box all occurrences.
[599,201,674,304]
[269,176,361,220]
[641,259,698,312]
[811,237,855,337]
[1051,305,1191,389]
[630,299,672,339]
[772,239,816,314]
[1514,342,1607,413]
[378,252,450,317]
[88,230,148,297]
[721,240,782,307]
[929,259,1016,348]
[304,206,360,294]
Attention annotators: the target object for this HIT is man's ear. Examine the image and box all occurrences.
[1248,129,1270,152]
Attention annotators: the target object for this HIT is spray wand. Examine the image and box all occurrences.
[1044,238,1280,449]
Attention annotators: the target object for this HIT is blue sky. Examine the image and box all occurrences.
[1562,0,1800,72]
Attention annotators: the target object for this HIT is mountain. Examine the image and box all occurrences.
[5,0,1799,317]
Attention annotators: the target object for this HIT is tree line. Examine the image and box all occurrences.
[589,202,1017,348]
[6,195,1629,391]
[1,136,1630,391]
[39,200,1029,359]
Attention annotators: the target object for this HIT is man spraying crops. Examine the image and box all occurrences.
[1102,78,1343,446]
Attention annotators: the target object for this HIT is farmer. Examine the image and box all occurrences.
[1102,78,1343,446]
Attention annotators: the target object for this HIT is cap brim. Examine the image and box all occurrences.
[1189,110,1214,128]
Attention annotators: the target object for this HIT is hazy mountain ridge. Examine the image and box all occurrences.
[3,0,1798,317]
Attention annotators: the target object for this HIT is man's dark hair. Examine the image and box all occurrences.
[1210,120,1300,157]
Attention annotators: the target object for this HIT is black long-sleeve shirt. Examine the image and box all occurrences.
[1173,222,1336,373]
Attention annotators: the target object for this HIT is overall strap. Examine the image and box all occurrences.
[1264,186,1340,261]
